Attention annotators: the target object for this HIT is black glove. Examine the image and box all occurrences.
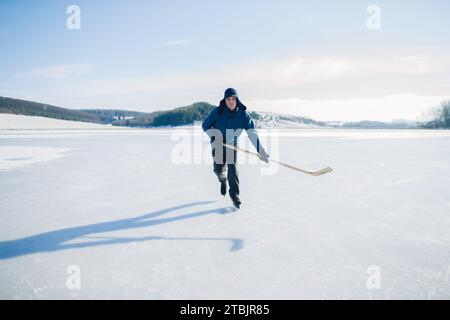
[258,150,270,163]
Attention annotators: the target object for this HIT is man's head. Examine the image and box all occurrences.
[224,88,238,111]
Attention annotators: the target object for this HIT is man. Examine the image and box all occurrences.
[202,88,269,209]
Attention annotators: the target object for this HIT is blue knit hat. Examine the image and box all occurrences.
[224,88,238,99]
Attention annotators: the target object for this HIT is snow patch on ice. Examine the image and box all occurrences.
[0,146,69,171]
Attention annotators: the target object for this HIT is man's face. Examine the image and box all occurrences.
[225,96,237,110]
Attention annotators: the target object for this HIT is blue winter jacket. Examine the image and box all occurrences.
[202,98,265,154]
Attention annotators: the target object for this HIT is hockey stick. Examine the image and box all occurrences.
[223,143,333,176]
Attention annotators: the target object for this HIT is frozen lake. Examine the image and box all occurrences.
[1,128,450,299]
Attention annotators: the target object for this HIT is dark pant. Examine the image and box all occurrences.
[212,146,239,197]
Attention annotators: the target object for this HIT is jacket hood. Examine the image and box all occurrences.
[218,97,247,114]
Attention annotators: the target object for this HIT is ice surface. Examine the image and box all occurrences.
[0,128,449,299]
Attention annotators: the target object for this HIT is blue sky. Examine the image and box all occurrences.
[1,0,449,120]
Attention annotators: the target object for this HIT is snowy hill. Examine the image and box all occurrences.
[253,111,327,128]
[0,96,146,125]
[0,114,129,130]
[1,96,329,129]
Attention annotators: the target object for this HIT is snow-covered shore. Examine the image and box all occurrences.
[0,114,128,130]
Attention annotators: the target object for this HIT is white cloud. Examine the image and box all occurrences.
[14,63,95,79]
[162,39,190,46]
[80,51,450,98]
